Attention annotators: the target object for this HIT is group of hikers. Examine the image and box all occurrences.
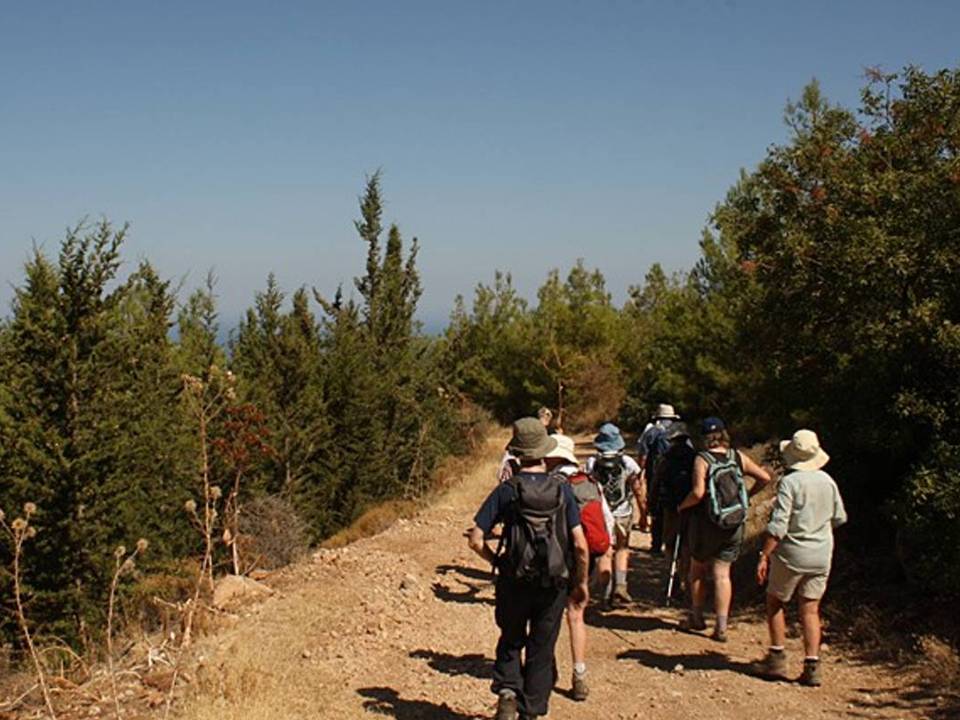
[468,404,848,720]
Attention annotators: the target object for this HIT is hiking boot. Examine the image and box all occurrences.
[572,671,589,701]
[678,614,707,632]
[711,627,728,643]
[612,584,632,604]
[800,658,822,687]
[755,649,788,679]
[495,689,518,720]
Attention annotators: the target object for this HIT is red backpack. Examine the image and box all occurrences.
[566,472,611,556]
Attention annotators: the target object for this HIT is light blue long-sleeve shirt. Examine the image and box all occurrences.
[767,469,847,573]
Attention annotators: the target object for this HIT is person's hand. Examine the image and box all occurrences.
[756,554,769,585]
[569,583,589,609]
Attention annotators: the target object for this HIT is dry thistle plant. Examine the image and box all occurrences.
[1,502,57,719]
[106,538,148,720]
[164,367,234,719]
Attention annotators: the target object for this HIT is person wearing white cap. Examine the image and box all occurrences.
[637,403,681,552]
[756,429,848,687]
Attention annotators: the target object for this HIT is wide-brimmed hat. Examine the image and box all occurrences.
[593,423,625,453]
[780,429,830,471]
[653,403,680,420]
[508,417,557,460]
[545,433,578,465]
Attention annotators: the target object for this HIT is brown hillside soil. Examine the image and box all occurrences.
[165,432,948,720]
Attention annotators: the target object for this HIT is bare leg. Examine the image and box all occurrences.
[614,546,630,575]
[566,598,586,666]
[766,593,786,647]
[798,597,821,657]
[595,550,612,599]
[689,558,707,616]
[713,560,733,618]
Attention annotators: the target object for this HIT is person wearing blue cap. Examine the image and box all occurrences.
[677,417,772,642]
[585,422,642,606]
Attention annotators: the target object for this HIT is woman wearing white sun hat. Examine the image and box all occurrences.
[756,429,848,687]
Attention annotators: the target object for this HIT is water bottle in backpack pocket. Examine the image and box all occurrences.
[592,452,629,510]
[499,473,572,587]
[701,449,749,530]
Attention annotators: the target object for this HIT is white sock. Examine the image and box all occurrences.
[574,662,587,675]
[614,570,627,586]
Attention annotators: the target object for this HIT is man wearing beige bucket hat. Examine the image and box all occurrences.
[755,429,847,687]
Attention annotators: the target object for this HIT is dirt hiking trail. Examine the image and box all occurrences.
[175,432,940,720]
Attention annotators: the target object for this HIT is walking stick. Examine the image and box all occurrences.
[665,526,682,606]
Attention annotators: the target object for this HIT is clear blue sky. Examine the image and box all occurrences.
[2,1,958,332]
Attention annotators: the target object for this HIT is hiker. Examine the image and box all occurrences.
[654,421,696,602]
[497,446,519,484]
[585,422,641,606]
[756,429,847,686]
[468,418,590,720]
[544,434,613,702]
[538,406,560,434]
[677,417,771,641]
[637,403,681,552]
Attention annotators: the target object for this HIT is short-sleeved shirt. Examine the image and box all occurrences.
[474,472,582,533]
[638,420,675,474]
[766,469,847,574]
[584,454,641,518]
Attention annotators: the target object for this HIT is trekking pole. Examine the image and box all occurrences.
[665,527,682,607]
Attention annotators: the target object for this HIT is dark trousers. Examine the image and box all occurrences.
[492,577,566,716]
[650,505,664,552]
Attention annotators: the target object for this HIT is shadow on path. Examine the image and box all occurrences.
[432,563,496,606]
[586,609,675,634]
[358,687,482,719]
[436,563,494,583]
[618,647,757,676]
[410,649,492,680]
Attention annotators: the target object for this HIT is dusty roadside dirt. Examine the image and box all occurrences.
[171,431,947,720]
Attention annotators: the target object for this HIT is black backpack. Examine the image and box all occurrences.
[498,472,572,587]
[660,442,696,509]
[592,452,630,510]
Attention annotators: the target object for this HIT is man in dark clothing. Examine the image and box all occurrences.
[469,417,590,720]
[637,403,681,552]
[655,422,696,600]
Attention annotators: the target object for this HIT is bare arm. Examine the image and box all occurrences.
[570,525,589,585]
[739,451,772,496]
[678,456,707,511]
[756,533,781,584]
[467,525,498,566]
[568,525,590,608]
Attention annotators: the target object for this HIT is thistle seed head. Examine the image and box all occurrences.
[25,526,37,539]
[184,499,197,514]
[11,518,27,532]
[114,545,127,559]
[209,485,222,500]
[0,509,5,522]
[23,502,37,517]
[121,558,136,574]
[136,538,149,553]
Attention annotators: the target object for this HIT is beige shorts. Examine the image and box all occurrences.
[612,510,633,549]
[768,555,829,601]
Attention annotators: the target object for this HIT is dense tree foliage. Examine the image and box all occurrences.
[447,66,960,595]
[0,177,466,648]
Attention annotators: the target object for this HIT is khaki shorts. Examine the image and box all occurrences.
[612,510,633,549]
[768,555,829,601]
